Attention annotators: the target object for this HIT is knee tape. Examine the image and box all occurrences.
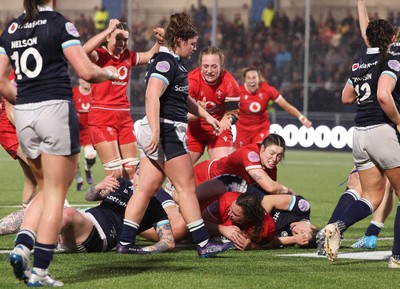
[103,158,122,171]
[122,157,139,170]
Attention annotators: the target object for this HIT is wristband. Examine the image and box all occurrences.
[298,115,307,122]
[228,114,238,125]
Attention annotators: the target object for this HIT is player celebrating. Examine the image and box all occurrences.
[186,45,240,163]
[234,67,312,148]
[84,19,164,180]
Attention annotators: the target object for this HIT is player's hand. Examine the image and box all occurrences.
[95,172,119,192]
[153,27,165,45]
[232,232,252,251]
[146,132,160,155]
[197,97,207,109]
[104,66,119,80]
[108,19,120,32]
[219,114,232,131]
[204,116,222,135]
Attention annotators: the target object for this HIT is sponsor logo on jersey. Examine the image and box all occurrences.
[174,85,188,92]
[352,63,359,71]
[247,151,260,162]
[11,37,37,49]
[65,22,80,37]
[388,59,400,72]
[249,101,262,113]
[8,22,18,34]
[156,61,170,73]
[20,19,47,29]
[118,66,128,80]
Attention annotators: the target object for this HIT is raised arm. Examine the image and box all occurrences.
[136,27,164,65]
[357,0,370,46]
[83,19,120,63]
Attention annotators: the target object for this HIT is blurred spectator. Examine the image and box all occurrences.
[94,6,109,33]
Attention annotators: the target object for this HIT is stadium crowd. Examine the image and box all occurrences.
[1,0,400,286]
[3,4,399,113]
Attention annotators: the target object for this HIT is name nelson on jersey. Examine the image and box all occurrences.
[11,37,37,48]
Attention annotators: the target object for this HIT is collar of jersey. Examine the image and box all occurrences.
[160,46,181,60]
[366,47,380,54]
[23,5,53,14]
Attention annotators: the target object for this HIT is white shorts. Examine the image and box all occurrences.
[14,100,80,159]
[353,123,400,171]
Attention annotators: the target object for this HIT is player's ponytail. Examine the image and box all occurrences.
[23,0,47,23]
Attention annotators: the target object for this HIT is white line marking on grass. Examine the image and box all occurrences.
[279,250,392,260]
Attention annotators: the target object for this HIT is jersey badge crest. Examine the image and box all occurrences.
[388,59,400,72]
[298,199,310,212]
[247,151,260,162]
[156,61,170,73]
[65,22,80,37]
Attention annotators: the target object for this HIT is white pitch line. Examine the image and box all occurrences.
[279,250,392,260]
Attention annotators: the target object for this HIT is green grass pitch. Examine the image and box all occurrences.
[0,149,398,288]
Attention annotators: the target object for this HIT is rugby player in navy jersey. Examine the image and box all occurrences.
[0,0,118,286]
[323,17,400,266]
[58,173,174,254]
[116,12,233,258]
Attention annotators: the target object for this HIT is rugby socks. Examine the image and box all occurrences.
[392,202,400,258]
[187,219,210,247]
[118,219,140,245]
[33,242,56,269]
[365,221,384,237]
[84,157,96,171]
[328,189,360,224]
[156,188,177,209]
[15,229,36,250]
[336,198,374,234]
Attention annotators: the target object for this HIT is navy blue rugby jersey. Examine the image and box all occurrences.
[270,196,311,238]
[145,51,189,123]
[86,178,167,234]
[0,7,81,104]
[349,47,400,126]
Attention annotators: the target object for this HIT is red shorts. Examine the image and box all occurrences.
[0,117,18,159]
[88,108,136,146]
[234,123,270,149]
[186,127,233,153]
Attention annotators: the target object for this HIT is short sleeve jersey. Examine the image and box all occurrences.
[91,47,139,109]
[145,51,189,123]
[0,8,80,104]
[349,47,400,126]
[207,192,276,244]
[188,67,239,127]
[270,195,311,237]
[86,178,168,242]
[237,82,281,127]
[209,143,277,184]
[72,86,92,114]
